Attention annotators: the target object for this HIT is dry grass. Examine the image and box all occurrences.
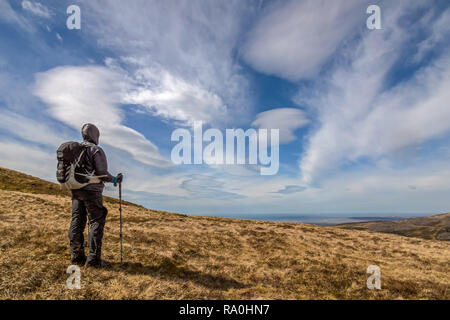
[0,187,449,299]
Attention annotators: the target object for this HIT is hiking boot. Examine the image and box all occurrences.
[85,259,111,269]
[71,255,87,266]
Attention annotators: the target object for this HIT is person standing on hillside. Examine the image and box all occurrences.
[69,123,123,268]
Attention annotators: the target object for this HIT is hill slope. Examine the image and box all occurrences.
[337,214,450,241]
[0,167,139,207]
[0,167,449,299]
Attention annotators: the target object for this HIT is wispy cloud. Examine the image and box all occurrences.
[0,109,74,147]
[181,174,246,200]
[297,3,450,185]
[0,0,34,32]
[1,0,449,215]
[80,0,257,127]
[0,139,55,180]
[272,185,307,194]
[122,64,227,126]
[252,108,309,144]
[33,65,171,168]
[241,0,367,81]
[21,1,51,19]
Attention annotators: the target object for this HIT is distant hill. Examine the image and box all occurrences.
[0,167,449,299]
[336,213,450,241]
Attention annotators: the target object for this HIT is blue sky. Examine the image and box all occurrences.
[1,0,450,216]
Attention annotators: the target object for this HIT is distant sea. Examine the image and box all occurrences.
[203,214,424,226]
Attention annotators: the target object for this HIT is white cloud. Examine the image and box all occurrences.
[181,174,246,200]
[0,140,55,180]
[33,65,171,168]
[413,8,450,63]
[0,70,40,112]
[252,108,309,144]
[241,0,367,81]
[123,66,226,126]
[351,56,450,157]
[272,159,450,215]
[146,153,450,215]
[309,159,450,214]
[0,0,34,32]
[79,0,257,126]
[273,185,306,194]
[2,0,449,216]
[0,109,74,147]
[21,1,51,19]
[297,3,450,185]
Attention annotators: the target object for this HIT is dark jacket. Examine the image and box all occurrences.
[80,123,113,193]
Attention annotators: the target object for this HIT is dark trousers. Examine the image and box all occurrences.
[69,190,108,263]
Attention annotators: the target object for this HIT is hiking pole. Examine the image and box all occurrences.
[119,181,123,263]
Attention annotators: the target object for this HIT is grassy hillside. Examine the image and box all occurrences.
[337,214,450,241]
[0,167,448,299]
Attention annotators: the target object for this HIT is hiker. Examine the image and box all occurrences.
[68,123,123,268]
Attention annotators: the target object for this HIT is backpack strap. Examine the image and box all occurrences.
[82,142,99,163]
[74,148,86,167]
[78,142,103,183]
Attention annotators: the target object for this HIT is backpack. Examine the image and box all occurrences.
[56,141,105,190]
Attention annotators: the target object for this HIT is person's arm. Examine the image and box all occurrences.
[92,147,113,182]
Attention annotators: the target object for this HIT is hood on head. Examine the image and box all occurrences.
[81,123,100,145]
